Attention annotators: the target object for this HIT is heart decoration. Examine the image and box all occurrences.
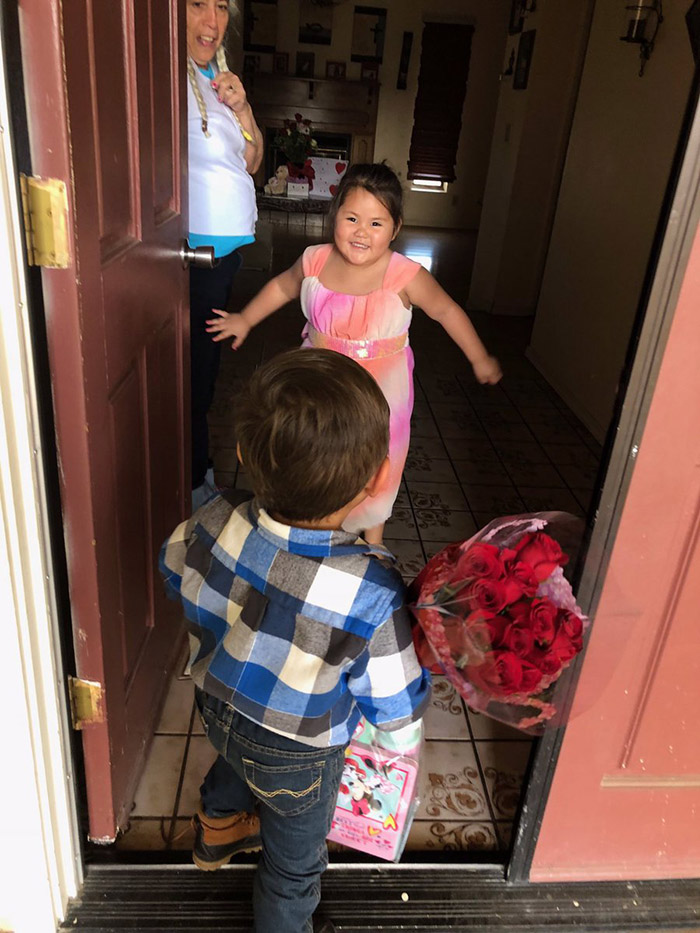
[329,184,338,196]
[368,826,380,836]
[336,162,346,174]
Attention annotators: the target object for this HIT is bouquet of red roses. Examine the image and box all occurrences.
[409,513,588,734]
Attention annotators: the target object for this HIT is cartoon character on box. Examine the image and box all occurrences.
[340,757,393,817]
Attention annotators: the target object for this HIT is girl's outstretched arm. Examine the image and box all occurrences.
[405,268,502,385]
[206,257,304,349]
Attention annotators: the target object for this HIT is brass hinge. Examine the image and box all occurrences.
[68,676,105,729]
[19,173,70,268]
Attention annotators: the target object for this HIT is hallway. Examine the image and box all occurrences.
[116,223,602,859]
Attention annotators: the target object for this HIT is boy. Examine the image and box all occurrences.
[160,348,431,933]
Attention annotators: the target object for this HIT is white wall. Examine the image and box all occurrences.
[467,0,594,314]
[234,0,509,229]
[528,0,694,441]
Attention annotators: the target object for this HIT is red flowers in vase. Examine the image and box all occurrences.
[409,514,588,733]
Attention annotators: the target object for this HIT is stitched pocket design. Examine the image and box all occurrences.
[243,757,325,816]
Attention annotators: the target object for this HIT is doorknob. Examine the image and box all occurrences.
[179,240,216,269]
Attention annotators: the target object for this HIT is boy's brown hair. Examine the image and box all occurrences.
[235,349,389,522]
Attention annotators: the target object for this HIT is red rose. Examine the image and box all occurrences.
[529,598,558,645]
[550,630,580,664]
[502,559,539,604]
[464,610,507,654]
[513,532,569,582]
[411,542,462,599]
[557,608,584,642]
[528,647,564,677]
[294,112,303,121]
[508,599,531,625]
[468,650,524,697]
[456,543,504,582]
[502,621,535,658]
[519,660,545,693]
[465,577,508,614]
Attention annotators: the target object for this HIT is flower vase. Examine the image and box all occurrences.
[286,161,314,199]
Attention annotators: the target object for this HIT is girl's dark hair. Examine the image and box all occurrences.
[329,162,404,232]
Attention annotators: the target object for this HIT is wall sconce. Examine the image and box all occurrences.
[620,1,663,76]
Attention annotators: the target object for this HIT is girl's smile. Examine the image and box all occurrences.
[334,188,398,268]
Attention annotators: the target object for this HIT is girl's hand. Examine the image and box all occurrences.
[211,73,248,113]
[206,309,251,349]
[472,354,502,385]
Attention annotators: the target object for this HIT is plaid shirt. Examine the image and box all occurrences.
[159,490,431,748]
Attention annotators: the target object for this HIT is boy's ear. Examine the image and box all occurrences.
[366,457,390,497]
[236,442,244,466]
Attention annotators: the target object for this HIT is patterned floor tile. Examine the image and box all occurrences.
[404,456,458,483]
[492,440,550,467]
[415,509,477,542]
[482,421,536,443]
[517,486,583,514]
[504,461,567,488]
[541,442,598,467]
[450,459,511,486]
[554,460,599,489]
[417,741,489,821]
[476,742,533,820]
[406,481,469,511]
[423,677,470,740]
[177,736,219,817]
[495,821,514,850]
[384,506,418,540]
[410,415,441,439]
[407,819,498,853]
[383,537,425,581]
[131,736,187,817]
[462,485,525,513]
[155,675,195,735]
[466,708,531,742]
[409,438,450,460]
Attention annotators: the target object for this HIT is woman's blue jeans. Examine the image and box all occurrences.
[195,689,346,933]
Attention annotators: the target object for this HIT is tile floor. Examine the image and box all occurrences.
[117,223,603,858]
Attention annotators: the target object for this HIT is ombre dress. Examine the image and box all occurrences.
[300,243,422,533]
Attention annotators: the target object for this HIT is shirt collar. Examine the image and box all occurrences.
[250,499,395,562]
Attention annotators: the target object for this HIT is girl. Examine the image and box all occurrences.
[207,163,501,544]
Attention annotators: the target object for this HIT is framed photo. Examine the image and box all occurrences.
[351,6,387,64]
[396,31,412,90]
[299,0,333,45]
[243,54,261,75]
[360,61,378,82]
[296,51,315,78]
[513,29,536,90]
[325,61,346,79]
[243,0,277,53]
[508,0,524,35]
[273,51,289,74]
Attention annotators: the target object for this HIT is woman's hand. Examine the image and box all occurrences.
[206,309,251,349]
[472,354,502,385]
[211,72,248,114]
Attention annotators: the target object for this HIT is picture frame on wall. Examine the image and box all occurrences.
[508,0,524,35]
[243,0,278,52]
[396,31,412,90]
[513,29,535,89]
[351,6,387,64]
[296,51,315,77]
[273,51,289,74]
[360,61,378,82]
[298,0,333,45]
[243,54,261,75]
[325,61,347,79]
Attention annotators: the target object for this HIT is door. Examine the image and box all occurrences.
[530,124,700,880]
[19,0,188,841]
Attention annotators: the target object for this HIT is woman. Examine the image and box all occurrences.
[186,0,263,506]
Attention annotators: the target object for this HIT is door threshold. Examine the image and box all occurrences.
[60,864,700,932]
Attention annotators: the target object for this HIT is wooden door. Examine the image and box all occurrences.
[19,1,188,841]
[530,203,700,880]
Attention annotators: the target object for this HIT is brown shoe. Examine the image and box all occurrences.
[191,806,262,870]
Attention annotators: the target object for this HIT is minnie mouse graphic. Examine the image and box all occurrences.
[339,757,394,817]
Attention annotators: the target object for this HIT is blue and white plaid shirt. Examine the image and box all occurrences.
[159,491,431,748]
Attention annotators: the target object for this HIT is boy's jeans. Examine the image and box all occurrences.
[195,689,346,933]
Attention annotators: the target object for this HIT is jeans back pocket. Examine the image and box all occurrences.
[243,757,325,817]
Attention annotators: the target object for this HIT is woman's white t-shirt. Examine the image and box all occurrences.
[188,66,257,239]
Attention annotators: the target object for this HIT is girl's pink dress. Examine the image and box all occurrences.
[300,243,421,533]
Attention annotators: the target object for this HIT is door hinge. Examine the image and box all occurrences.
[19,173,70,268]
[68,676,105,730]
